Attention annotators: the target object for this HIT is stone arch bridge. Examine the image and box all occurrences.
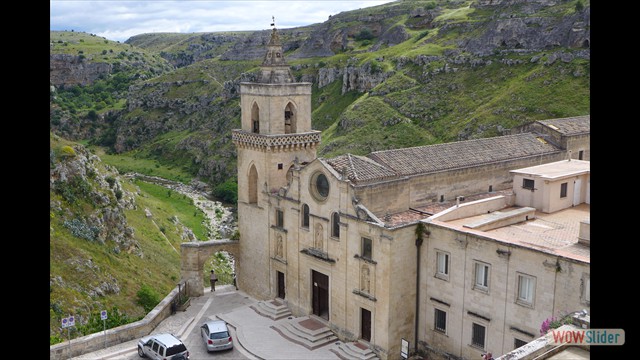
[180,239,239,297]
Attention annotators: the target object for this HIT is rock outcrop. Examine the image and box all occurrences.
[49,54,112,88]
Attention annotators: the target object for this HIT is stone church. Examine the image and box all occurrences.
[231,26,590,360]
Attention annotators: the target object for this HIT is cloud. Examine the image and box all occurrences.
[50,0,394,42]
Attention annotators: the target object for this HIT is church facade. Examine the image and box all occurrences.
[232,27,590,360]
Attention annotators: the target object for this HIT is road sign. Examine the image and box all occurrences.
[401,338,409,359]
[68,316,75,327]
[61,317,68,329]
[101,310,108,320]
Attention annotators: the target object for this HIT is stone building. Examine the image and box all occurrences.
[231,26,590,360]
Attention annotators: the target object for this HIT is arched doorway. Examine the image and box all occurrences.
[203,250,237,291]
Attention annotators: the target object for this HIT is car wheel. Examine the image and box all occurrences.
[137,346,146,357]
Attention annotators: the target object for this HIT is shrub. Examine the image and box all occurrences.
[212,179,238,204]
[355,28,374,41]
[63,218,100,241]
[136,285,160,313]
[61,145,76,157]
[540,311,576,335]
[76,306,134,337]
[105,176,116,187]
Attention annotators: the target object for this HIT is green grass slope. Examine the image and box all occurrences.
[49,133,209,344]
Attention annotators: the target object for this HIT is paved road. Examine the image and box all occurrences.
[70,284,341,360]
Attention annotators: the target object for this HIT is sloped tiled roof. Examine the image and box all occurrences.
[538,115,590,135]
[325,154,397,183]
[367,133,560,177]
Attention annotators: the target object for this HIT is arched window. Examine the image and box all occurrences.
[284,102,296,134]
[331,212,340,238]
[251,103,260,133]
[301,204,309,228]
[248,165,258,204]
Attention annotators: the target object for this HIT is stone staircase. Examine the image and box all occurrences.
[271,316,339,350]
[330,341,380,360]
[249,298,292,321]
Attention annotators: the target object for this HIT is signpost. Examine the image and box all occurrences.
[401,338,409,359]
[100,310,108,348]
[62,315,75,358]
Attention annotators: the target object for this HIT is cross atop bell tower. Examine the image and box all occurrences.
[258,16,295,83]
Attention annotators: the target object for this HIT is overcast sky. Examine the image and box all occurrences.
[50,0,395,43]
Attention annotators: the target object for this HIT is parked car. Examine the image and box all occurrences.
[200,319,234,352]
[137,333,189,359]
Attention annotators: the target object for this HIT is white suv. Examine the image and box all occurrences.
[137,333,190,360]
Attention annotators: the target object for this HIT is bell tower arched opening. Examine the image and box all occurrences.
[284,102,297,134]
[248,164,258,204]
[252,103,260,133]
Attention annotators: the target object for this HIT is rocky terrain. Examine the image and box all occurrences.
[50,0,590,190]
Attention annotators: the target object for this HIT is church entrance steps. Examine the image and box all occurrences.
[249,298,292,321]
[330,341,380,360]
[270,316,339,350]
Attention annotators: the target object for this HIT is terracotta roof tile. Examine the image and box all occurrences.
[325,153,397,183]
[367,133,560,177]
[538,115,590,135]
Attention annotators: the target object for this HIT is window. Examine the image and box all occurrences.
[474,262,490,291]
[301,204,309,228]
[434,308,447,333]
[514,338,527,349]
[310,172,330,201]
[332,212,340,238]
[523,178,535,190]
[436,251,449,280]
[578,150,584,160]
[472,323,486,349]
[582,274,590,304]
[560,182,568,198]
[361,237,372,259]
[516,273,536,306]
[276,209,284,228]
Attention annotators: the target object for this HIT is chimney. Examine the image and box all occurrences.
[578,219,590,246]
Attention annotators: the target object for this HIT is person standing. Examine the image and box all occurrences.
[210,269,218,292]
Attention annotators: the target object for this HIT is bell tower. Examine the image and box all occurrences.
[232,19,320,299]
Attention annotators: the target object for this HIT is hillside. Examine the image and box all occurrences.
[49,133,222,343]
[49,0,589,190]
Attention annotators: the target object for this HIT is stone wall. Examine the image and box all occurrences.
[49,286,181,360]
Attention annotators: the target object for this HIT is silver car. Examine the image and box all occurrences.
[200,319,234,352]
[137,333,189,360]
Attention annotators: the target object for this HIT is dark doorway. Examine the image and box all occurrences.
[361,308,371,341]
[277,271,286,299]
[312,270,329,320]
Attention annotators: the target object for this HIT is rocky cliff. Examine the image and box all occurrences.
[50,135,139,252]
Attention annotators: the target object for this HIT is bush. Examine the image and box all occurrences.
[61,145,76,157]
[63,218,100,241]
[355,28,374,41]
[136,285,160,313]
[76,306,134,337]
[212,179,238,204]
